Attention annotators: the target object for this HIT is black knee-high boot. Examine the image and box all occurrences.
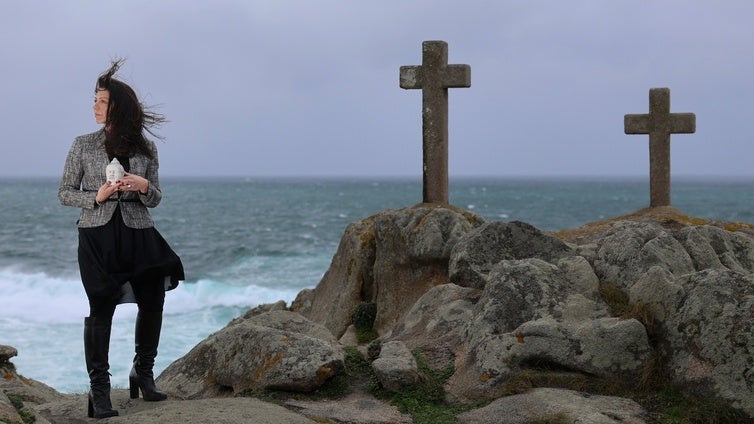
[129,310,168,401]
[84,316,119,418]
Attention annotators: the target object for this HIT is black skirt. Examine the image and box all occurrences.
[78,204,184,304]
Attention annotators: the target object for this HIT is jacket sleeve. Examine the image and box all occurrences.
[58,136,97,209]
[139,140,162,208]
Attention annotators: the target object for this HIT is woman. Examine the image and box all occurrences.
[59,59,184,419]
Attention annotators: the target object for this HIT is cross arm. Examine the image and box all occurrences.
[624,113,697,134]
[669,113,696,134]
[445,64,471,88]
[624,114,650,134]
[399,65,423,89]
[399,64,471,90]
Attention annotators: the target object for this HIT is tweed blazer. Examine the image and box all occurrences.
[58,130,162,229]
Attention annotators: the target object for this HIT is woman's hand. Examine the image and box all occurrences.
[119,172,149,194]
[96,181,120,204]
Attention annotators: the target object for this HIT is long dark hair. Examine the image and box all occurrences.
[96,59,166,159]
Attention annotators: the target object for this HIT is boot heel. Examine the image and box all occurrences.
[129,375,140,399]
[87,394,94,418]
[133,310,168,402]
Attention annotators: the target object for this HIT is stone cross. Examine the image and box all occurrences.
[400,40,471,204]
[624,87,696,207]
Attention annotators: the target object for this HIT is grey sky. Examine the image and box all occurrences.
[2,1,753,178]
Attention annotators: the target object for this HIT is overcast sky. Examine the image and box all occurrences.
[2,1,753,178]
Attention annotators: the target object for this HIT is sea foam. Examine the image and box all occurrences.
[0,267,305,393]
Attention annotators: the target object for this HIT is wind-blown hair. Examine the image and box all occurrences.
[96,59,166,159]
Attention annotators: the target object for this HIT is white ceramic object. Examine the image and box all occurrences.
[106,158,125,185]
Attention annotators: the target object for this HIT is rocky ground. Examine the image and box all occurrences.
[3,204,754,423]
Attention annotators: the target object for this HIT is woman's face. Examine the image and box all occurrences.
[93,89,110,125]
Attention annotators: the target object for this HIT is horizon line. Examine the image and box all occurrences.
[4,174,754,180]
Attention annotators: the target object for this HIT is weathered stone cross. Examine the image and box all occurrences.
[624,87,696,207]
[400,40,471,204]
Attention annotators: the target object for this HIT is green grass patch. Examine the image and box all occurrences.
[352,302,378,344]
[599,282,632,317]
[529,413,570,424]
[644,386,750,423]
[372,349,477,424]
[355,328,378,344]
[5,394,35,424]
[309,345,375,399]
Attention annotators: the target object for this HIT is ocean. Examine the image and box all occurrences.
[1,176,752,394]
